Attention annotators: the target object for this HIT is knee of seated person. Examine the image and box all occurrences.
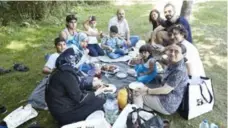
[137,76,150,84]
[98,51,105,56]
[89,51,99,57]
[156,31,166,43]
[108,54,119,59]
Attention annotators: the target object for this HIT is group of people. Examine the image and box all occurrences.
[41,3,205,127]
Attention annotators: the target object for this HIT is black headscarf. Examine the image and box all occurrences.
[55,47,83,70]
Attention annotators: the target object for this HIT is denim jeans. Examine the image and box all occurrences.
[107,49,125,59]
[130,35,140,47]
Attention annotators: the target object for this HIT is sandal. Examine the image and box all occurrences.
[0,105,7,114]
[0,67,12,75]
[13,63,29,72]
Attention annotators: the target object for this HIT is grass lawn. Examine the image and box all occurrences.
[0,1,227,128]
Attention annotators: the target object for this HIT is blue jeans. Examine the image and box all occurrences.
[135,64,157,84]
[107,49,125,59]
[130,35,140,47]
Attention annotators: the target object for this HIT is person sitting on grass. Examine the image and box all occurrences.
[45,48,109,126]
[133,43,189,115]
[149,9,165,31]
[83,16,105,57]
[135,44,157,84]
[60,14,79,48]
[167,24,205,77]
[101,25,126,59]
[43,37,67,74]
[150,3,192,46]
[108,8,140,47]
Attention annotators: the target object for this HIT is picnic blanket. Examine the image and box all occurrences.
[101,62,136,89]
[98,55,132,63]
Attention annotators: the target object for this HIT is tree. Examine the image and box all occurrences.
[180,0,193,21]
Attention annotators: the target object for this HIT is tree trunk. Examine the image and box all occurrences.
[180,0,193,21]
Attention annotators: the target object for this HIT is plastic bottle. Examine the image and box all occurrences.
[210,123,219,128]
[199,119,210,128]
[94,63,102,79]
[103,94,119,124]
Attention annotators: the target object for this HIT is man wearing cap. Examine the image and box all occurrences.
[108,9,140,47]
[83,16,105,57]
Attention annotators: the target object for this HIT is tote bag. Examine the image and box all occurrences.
[179,76,215,120]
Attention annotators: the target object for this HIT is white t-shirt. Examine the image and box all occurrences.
[88,27,98,44]
[44,53,60,70]
[108,16,130,39]
[182,40,206,77]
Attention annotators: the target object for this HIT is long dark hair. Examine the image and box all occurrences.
[149,9,163,30]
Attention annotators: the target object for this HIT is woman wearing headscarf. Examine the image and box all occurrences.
[45,47,107,126]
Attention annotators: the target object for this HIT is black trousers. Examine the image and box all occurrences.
[52,98,105,126]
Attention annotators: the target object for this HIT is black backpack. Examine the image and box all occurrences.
[126,107,164,128]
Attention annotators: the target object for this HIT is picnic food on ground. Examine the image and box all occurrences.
[102,84,117,94]
[101,65,117,72]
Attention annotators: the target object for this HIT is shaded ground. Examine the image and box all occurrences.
[0,1,227,128]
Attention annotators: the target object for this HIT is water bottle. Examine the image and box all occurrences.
[210,123,219,128]
[199,119,210,128]
[94,63,102,79]
[103,94,119,124]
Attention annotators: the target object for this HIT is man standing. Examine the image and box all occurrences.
[42,37,67,74]
[108,9,140,47]
[151,3,192,45]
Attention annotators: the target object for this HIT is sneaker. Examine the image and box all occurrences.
[0,105,7,114]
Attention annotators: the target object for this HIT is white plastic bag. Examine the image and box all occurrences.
[61,110,111,128]
[4,104,38,128]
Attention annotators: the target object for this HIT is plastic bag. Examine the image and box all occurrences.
[4,104,38,128]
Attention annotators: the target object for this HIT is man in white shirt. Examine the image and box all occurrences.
[42,37,67,74]
[108,9,140,47]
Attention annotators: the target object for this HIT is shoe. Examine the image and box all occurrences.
[13,63,29,72]
[163,119,170,128]
[0,67,12,75]
[0,105,7,114]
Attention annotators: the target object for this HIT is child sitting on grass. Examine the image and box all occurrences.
[135,44,157,84]
[101,25,127,59]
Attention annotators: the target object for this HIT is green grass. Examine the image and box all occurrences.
[0,2,227,128]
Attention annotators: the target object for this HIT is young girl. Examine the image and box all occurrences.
[135,44,157,84]
[83,16,105,57]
